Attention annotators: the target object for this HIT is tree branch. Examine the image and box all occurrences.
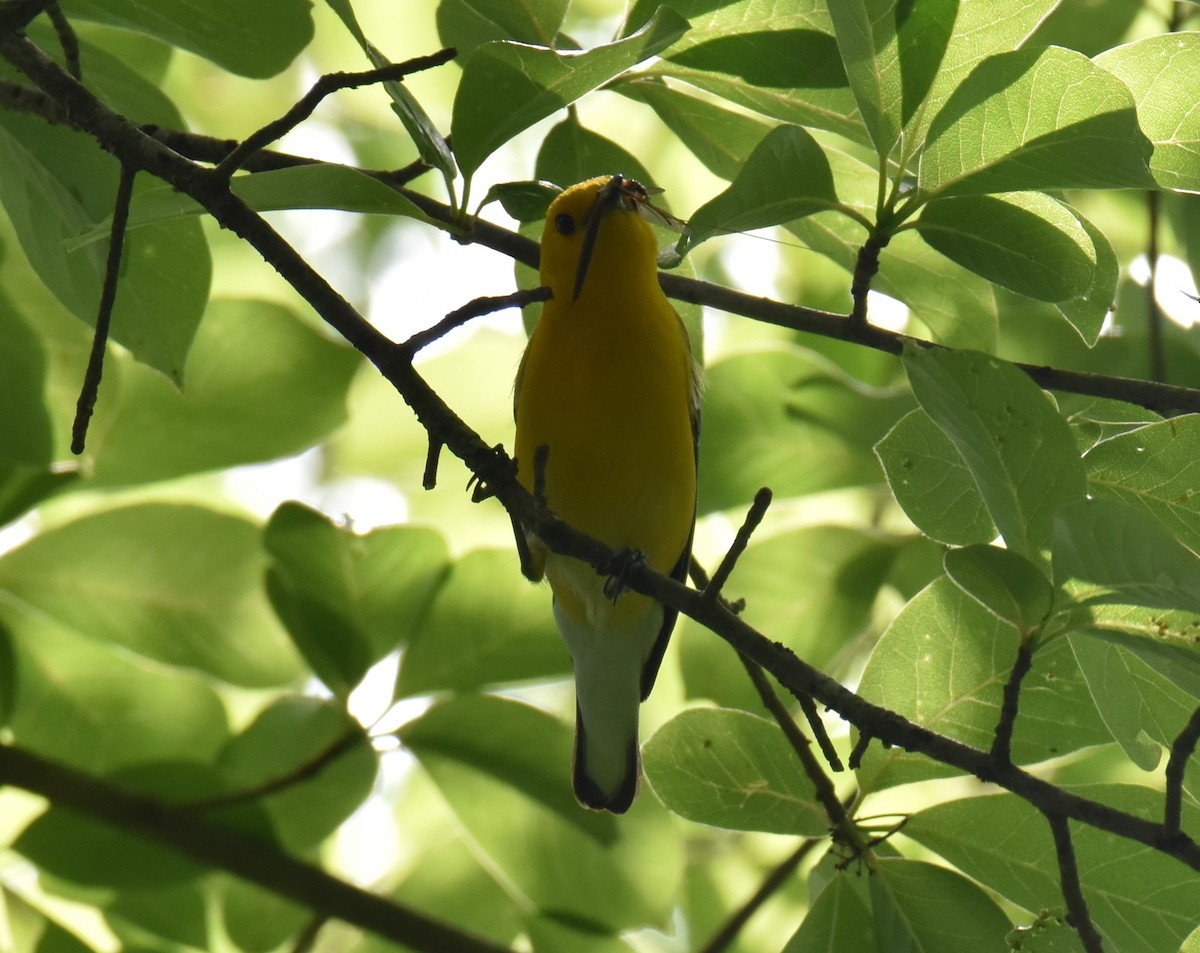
[72,161,134,453]
[6,79,1199,417]
[1045,811,1106,953]
[0,743,514,953]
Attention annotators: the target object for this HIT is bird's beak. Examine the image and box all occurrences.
[572,174,627,301]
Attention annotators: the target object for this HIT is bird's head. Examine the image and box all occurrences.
[539,175,668,302]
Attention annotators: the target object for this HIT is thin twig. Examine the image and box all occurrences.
[696,838,822,953]
[214,53,456,177]
[849,232,889,328]
[991,640,1034,765]
[848,730,873,770]
[1164,704,1200,836]
[1045,811,1106,953]
[739,656,858,842]
[187,728,363,811]
[702,487,772,605]
[422,437,442,491]
[400,287,550,356]
[44,0,78,78]
[791,688,843,772]
[71,162,135,454]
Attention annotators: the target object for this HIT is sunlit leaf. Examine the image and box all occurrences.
[915,192,1097,302]
[906,787,1200,953]
[829,0,958,156]
[401,695,681,932]
[643,708,828,834]
[920,46,1155,197]
[0,504,302,686]
[685,125,839,247]
[1054,497,1200,614]
[875,408,996,546]
[62,0,312,78]
[451,6,690,180]
[903,345,1087,558]
[1096,32,1200,192]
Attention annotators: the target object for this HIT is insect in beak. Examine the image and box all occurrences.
[572,175,626,301]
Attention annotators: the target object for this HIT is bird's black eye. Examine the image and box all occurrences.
[555,213,575,236]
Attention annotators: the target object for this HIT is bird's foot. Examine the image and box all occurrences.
[601,548,647,603]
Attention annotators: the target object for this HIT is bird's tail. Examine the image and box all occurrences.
[573,699,639,813]
[556,597,660,813]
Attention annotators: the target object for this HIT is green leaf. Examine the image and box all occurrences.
[616,79,775,181]
[700,346,912,513]
[1053,497,1200,615]
[216,697,376,851]
[86,299,360,487]
[782,872,877,952]
[436,0,569,55]
[1083,415,1200,557]
[1070,633,1197,770]
[902,345,1087,558]
[400,695,682,932]
[0,619,16,729]
[1096,33,1200,192]
[62,0,313,78]
[1053,206,1118,346]
[265,502,449,697]
[628,0,861,141]
[69,165,437,249]
[0,466,79,530]
[856,577,1016,790]
[944,544,1054,637]
[920,46,1155,197]
[4,888,107,953]
[451,6,691,180]
[1067,397,1163,453]
[870,858,1013,951]
[829,0,958,156]
[720,526,899,673]
[784,147,1001,349]
[915,192,1097,302]
[905,787,1200,953]
[0,504,302,687]
[907,0,1060,142]
[5,612,229,773]
[642,708,828,835]
[0,122,209,384]
[856,577,1108,791]
[875,408,996,546]
[325,0,457,186]
[1071,609,1200,701]
[533,114,656,195]
[476,180,561,224]
[0,295,52,467]
[106,884,210,950]
[395,549,568,698]
[219,882,307,953]
[684,125,839,247]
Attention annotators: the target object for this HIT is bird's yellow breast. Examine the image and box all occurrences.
[514,181,697,599]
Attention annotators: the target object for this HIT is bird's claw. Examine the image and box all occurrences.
[601,548,647,603]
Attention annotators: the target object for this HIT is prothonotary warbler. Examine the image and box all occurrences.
[514,175,700,813]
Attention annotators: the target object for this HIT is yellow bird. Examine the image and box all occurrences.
[514,175,699,813]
